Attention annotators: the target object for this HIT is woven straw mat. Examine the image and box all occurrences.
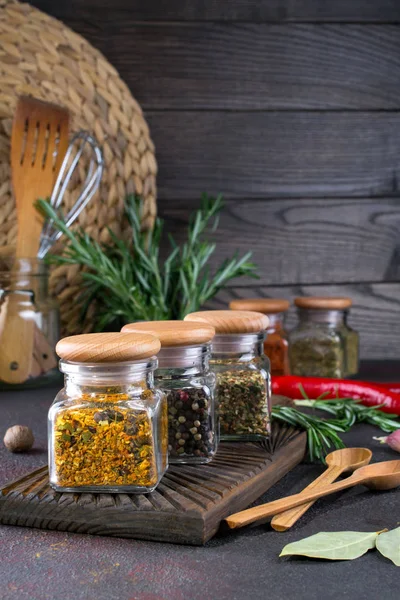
[0,0,157,335]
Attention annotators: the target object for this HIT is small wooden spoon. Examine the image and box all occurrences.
[271,447,372,531]
[0,97,69,384]
[226,460,400,530]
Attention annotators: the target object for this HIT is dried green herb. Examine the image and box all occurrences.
[289,337,344,378]
[215,367,270,439]
[280,530,383,561]
[344,328,359,376]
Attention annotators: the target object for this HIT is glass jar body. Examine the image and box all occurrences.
[289,309,346,378]
[0,257,60,388]
[211,333,271,441]
[343,312,360,376]
[155,345,217,464]
[48,360,168,493]
[264,313,290,376]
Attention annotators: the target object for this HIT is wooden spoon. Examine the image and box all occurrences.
[271,447,372,531]
[226,460,400,530]
[0,97,69,384]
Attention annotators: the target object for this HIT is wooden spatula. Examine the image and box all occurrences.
[0,97,69,384]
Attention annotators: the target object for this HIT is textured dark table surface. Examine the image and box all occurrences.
[1,363,399,600]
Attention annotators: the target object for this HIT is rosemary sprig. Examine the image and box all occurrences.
[272,405,348,462]
[295,399,400,434]
[272,397,400,462]
[36,194,258,329]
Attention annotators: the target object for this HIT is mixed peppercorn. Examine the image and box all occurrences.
[166,387,215,461]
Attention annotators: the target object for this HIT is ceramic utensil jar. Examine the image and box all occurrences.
[122,321,217,464]
[0,256,59,388]
[289,297,359,378]
[229,298,290,377]
[48,332,168,493]
[185,310,271,442]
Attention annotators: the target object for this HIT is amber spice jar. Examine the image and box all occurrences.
[229,298,290,376]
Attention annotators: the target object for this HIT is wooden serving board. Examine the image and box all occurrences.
[0,424,306,545]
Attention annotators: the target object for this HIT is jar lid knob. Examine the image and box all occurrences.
[184,310,269,334]
[56,332,161,363]
[229,298,290,314]
[294,297,352,310]
[122,320,215,347]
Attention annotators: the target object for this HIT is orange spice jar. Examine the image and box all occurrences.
[229,299,290,376]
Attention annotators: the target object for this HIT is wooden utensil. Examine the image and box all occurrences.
[0,97,69,384]
[226,460,400,530]
[271,447,372,531]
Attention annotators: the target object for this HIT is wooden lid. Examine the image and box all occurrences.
[294,297,353,310]
[184,310,269,334]
[229,298,290,314]
[121,321,215,347]
[56,332,161,363]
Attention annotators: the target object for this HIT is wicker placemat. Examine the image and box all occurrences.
[0,0,157,334]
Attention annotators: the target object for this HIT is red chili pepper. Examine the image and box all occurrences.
[272,375,400,415]
[370,382,400,395]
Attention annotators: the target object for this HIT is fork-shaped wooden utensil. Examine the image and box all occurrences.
[0,97,69,384]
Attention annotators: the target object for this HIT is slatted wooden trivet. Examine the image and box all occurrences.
[0,424,306,545]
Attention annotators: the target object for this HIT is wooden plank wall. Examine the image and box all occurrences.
[30,0,400,359]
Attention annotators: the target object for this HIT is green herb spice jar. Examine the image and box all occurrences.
[122,321,217,464]
[289,297,359,378]
[343,307,360,376]
[49,332,168,493]
[185,310,271,442]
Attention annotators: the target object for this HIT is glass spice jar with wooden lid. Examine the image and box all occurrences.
[48,332,168,493]
[122,321,217,464]
[184,310,271,441]
[229,298,290,377]
[289,297,359,378]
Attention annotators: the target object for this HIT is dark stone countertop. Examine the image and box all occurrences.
[1,363,399,600]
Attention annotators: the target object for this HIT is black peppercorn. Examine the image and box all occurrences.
[165,387,215,462]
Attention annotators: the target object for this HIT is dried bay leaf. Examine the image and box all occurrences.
[280,531,380,561]
[376,527,400,566]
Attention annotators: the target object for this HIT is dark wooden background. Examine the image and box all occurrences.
[29,0,400,359]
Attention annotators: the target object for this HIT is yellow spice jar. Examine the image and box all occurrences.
[48,332,167,493]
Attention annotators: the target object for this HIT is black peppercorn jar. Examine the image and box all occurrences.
[185,311,271,442]
[122,321,217,464]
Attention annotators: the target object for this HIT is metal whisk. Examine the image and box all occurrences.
[37,131,104,259]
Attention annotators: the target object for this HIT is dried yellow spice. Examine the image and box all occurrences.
[53,390,161,488]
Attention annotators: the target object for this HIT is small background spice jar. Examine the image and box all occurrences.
[122,321,217,464]
[185,310,271,442]
[229,298,290,376]
[48,332,168,493]
[289,297,359,378]
[0,256,60,388]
